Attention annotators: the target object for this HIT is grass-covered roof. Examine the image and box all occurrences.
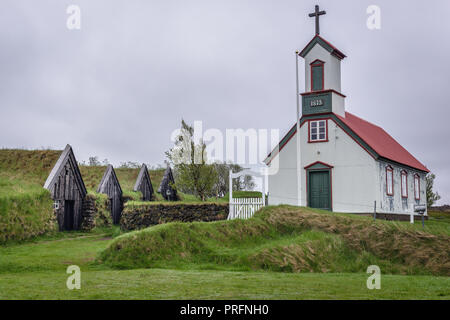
[0,149,165,197]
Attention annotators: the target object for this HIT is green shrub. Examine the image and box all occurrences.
[223,191,262,201]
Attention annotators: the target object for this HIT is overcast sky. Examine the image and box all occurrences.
[0,0,449,204]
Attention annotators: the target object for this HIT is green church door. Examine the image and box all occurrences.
[309,171,331,210]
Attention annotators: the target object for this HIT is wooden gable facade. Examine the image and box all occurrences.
[97,164,123,224]
[159,166,178,201]
[133,164,153,201]
[43,144,87,231]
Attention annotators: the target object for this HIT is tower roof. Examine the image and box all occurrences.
[299,35,346,60]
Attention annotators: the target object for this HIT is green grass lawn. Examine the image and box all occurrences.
[1,208,449,300]
[2,268,449,300]
[0,233,448,300]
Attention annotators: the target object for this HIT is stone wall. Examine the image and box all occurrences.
[80,195,96,231]
[80,194,113,231]
[121,203,229,231]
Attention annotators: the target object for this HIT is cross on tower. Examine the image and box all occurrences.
[308,5,326,35]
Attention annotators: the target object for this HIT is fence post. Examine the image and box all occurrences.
[373,201,376,221]
[262,173,266,206]
[229,170,233,220]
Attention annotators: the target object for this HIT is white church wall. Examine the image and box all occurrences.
[268,118,379,212]
[331,92,345,117]
[304,45,341,93]
[300,119,378,213]
[376,161,428,216]
[267,132,301,206]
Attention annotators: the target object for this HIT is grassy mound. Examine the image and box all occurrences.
[99,206,450,275]
[0,149,62,243]
[0,184,55,243]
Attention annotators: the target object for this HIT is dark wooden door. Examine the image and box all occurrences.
[110,197,115,224]
[64,200,75,231]
[111,197,121,224]
[142,182,151,201]
[309,171,330,210]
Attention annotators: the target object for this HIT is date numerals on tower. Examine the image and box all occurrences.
[310,99,324,107]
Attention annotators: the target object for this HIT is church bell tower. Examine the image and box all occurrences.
[298,5,346,118]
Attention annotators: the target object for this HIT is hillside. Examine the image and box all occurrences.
[0,149,165,194]
[100,206,450,276]
[0,149,62,242]
[0,149,62,193]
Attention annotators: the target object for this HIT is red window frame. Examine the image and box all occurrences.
[386,165,394,196]
[401,170,408,198]
[310,59,324,92]
[414,174,420,200]
[308,119,328,143]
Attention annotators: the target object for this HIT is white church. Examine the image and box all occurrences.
[264,6,429,220]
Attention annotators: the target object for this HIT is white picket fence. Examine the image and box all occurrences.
[228,197,264,220]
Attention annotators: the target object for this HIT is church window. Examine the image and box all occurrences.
[401,170,408,198]
[311,60,324,91]
[309,120,327,142]
[414,174,420,200]
[386,166,394,196]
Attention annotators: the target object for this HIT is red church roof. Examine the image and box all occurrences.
[265,112,429,173]
[336,112,429,172]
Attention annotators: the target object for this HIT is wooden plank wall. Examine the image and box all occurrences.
[102,174,123,224]
[140,180,152,201]
[51,163,84,230]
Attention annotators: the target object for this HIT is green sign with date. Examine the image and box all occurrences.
[302,92,332,115]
